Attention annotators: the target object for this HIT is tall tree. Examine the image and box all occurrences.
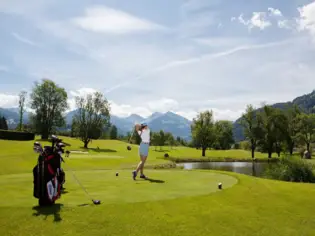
[71,118,78,137]
[282,105,301,155]
[296,113,315,153]
[240,105,263,158]
[30,79,68,139]
[0,116,8,130]
[18,90,27,131]
[109,125,118,140]
[74,91,110,148]
[191,110,216,157]
[258,105,278,158]
[271,109,288,157]
[214,120,234,150]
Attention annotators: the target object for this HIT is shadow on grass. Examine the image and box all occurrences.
[146,178,165,183]
[81,147,117,153]
[61,189,69,194]
[32,203,63,222]
[153,149,168,153]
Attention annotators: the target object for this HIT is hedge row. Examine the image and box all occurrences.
[0,130,35,141]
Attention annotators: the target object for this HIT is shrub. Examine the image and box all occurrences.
[263,156,315,183]
[239,141,251,151]
[233,143,240,149]
[0,129,35,141]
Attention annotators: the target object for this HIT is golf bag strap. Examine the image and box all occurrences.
[45,155,54,161]
[48,164,55,175]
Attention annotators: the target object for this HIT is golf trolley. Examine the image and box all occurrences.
[32,135,70,206]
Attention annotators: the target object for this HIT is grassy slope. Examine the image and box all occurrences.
[1,137,315,236]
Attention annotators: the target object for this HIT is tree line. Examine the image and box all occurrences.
[12,79,188,149]
[6,78,315,156]
[239,103,315,159]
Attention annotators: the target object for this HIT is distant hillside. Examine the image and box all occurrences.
[61,109,192,140]
[0,108,31,129]
[233,90,315,142]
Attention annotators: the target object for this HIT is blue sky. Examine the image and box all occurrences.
[0,0,315,120]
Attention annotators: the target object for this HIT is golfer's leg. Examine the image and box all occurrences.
[140,156,147,175]
[136,156,144,173]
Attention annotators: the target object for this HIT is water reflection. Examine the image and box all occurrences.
[178,162,275,177]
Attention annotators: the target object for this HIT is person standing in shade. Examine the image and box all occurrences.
[132,123,150,180]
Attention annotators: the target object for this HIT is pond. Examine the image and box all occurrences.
[177,161,276,177]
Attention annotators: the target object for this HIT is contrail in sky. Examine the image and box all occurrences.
[103,39,289,95]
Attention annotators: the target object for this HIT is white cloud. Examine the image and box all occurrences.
[0,93,19,108]
[297,1,315,41]
[11,32,40,47]
[268,7,282,17]
[71,5,166,34]
[237,12,272,30]
[277,20,292,29]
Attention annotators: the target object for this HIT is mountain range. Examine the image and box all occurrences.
[1,89,314,142]
[0,108,193,141]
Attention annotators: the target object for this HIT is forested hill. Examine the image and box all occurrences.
[233,90,315,142]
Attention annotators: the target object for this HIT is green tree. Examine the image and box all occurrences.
[191,110,216,157]
[18,90,27,131]
[74,91,110,148]
[283,105,301,155]
[0,116,8,130]
[71,118,78,137]
[296,113,315,153]
[109,125,118,140]
[258,105,278,158]
[30,79,68,139]
[150,132,160,151]
[158,130,166,150]
[240,104,263,158]
[214,120,234,150]
[272,109,288,157]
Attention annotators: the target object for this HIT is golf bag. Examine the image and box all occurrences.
[32,135,70,206]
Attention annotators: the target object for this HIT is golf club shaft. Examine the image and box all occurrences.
[128,126,136,143]
[62,162,94,200]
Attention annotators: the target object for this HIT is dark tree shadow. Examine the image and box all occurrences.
[146,178,165,183]
[32,204,63,222]
[81,147,117,153]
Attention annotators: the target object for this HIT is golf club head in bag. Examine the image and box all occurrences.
[32,135,69,206]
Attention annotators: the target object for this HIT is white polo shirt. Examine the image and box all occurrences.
[138,129,150,143]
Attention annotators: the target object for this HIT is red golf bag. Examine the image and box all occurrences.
[33,135,69,206]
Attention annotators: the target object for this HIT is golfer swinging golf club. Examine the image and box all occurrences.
[132,123,150,180]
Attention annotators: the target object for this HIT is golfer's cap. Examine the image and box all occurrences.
[141,123,148,127]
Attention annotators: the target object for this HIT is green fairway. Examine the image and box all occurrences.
[1,137,315,236]
[0,169,238,207]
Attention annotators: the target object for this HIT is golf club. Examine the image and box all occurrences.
[127,126,136,150]
[63,162,101,205]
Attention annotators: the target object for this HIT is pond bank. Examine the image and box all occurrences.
[176,161,277,177]
[167,157,279,163]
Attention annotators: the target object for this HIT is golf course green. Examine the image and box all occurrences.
[1,137,314,236]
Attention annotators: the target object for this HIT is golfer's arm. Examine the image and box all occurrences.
[135,124,140,131]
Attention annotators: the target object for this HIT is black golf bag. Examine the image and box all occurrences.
[32,135,70,206]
